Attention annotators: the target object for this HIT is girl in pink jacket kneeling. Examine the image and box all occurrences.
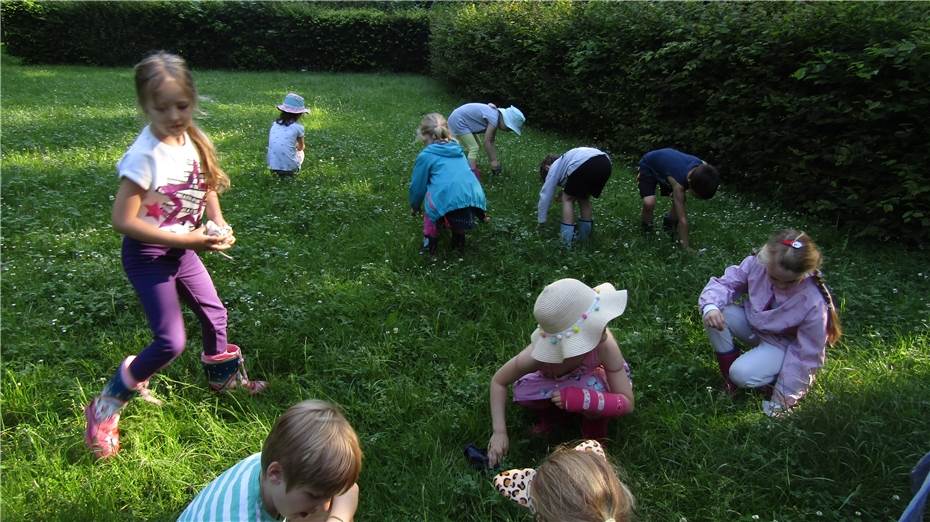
[699,229,842,416]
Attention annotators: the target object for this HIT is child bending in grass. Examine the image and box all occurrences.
[179,400,362,522]
[700,229,842,416]
[447,102,525,180]
[487,279,634,467]
[409,113,488,255]
[537,147,613,246]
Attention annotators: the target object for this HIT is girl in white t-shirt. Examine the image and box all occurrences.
[83,52,267,460]
[267,92,310,177]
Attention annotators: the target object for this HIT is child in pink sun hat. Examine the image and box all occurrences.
[487,278,635,467]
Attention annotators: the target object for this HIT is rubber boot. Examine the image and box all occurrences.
[84,357,139,459]
[560,222,576,247]
[577,219,593,241]
[201,344,267,395]
[715,348,741,395]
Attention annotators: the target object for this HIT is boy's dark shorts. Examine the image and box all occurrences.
[563,154,612,199]
[637,167,671,198]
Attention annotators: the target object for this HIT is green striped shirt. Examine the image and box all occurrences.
[178,452,277,522]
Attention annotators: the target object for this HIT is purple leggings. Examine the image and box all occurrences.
[122,237,227,382]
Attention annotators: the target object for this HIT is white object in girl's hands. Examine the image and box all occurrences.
[205,220,232,238]
[204,220,234,259]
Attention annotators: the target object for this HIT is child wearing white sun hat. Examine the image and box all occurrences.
[447,102,525,180]
[487,278,635,467]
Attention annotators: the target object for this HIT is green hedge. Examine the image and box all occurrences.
[430,2,930,242]
[0,1,429,72]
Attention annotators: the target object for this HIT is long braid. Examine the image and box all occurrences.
[812,270,842,346]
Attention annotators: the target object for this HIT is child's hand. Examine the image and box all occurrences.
[703,309,726,331]
[188,226,233,252]
[205,220,236,246]
[550,390,565,410]
[488,432,509,468]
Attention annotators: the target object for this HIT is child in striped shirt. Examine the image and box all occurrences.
[178,400,362,522]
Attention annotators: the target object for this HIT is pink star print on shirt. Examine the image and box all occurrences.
[144,203,164,219]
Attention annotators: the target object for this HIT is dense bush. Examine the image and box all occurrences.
[430,2,930,242]
[0,1,429,72]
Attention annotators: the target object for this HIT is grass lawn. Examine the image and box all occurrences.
[2,55,929,521]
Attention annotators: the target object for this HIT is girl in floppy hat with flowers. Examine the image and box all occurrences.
[487,279,634,467]
[700,229,842,416]
[267,92,310,177]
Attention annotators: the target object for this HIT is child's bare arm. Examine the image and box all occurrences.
[296,136,305,152]
[483,124,499,168]
[488,347,537,466]
[599,331,635,409]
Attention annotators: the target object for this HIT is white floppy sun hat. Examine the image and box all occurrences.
[529,278,627,363]
[499,106,525,135]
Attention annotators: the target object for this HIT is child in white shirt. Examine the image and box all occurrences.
[267,92,310,177]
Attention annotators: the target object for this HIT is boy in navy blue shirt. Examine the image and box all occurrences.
[638,148,720,250]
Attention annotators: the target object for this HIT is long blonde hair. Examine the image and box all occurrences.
[415,112,452,143]
[758,229,842,345]
[133,51,230,193]
[531,444,635,522]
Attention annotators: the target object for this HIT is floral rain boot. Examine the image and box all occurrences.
[201,344,267,394]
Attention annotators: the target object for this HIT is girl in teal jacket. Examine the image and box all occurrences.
[409,113,488,255]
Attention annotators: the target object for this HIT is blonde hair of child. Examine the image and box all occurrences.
[133,51,230,193]
[531,444,635,522]
[758,228,842,345]
[261,400,362,497]
[415,112,452,143]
